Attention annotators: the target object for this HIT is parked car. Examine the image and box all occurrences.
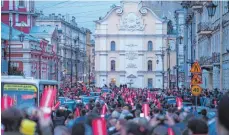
[101,88,112,93]
[81,96,95,105]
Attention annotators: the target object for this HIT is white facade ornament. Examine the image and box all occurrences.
[119,13,145,31]
[126,51,138,60]
[116,7,123,15]
[139,7,148,16]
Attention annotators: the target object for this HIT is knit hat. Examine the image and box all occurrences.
[111,111,120,119]
[218,92,229,131]
[20,119,37,135]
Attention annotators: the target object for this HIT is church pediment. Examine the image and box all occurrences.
[118,12,145,31]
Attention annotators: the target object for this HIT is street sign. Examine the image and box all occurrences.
[190,62,202,74]
[191,74,202,85]
[191,85,202,96]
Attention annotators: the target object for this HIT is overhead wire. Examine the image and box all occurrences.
[40,1,70,10]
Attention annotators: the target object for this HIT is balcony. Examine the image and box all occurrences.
[199,52,220,70]
[223,12,229,27]
[199,56,213,71]
[197,22,213,35]
[212,52,220,64]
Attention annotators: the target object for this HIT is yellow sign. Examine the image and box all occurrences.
[191,85,202,96]
[190,62,202,73]
[4,84,37,92]
[191,74,202,85]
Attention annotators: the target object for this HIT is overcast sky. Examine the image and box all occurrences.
[35,1,120,33]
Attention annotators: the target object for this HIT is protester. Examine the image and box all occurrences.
[53,109,65,127]
[217,92,229,135]
[200,109,209,122]
[187,118,208,135]
[2,84,226,135]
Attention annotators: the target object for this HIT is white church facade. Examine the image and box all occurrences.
[94,1,176,88]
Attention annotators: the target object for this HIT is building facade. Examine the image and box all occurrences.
[30,26,59,80]
[35,13,91,85]
[94,1,177,88]
[1,0,38,33]
[1,22,51,78]
[1,0,57,79]
[181,1,229,90]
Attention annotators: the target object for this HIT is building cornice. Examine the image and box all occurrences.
[94,34,175,38]
[95,71,126,74]
[95,50,162,53]
[1,11,39,16]
[36,19,87,35]
[137,70,165,74]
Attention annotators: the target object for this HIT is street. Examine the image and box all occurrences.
[1,1,229,135]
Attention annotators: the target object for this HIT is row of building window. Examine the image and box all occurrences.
[110,60,153,71]
[2,0,25,8]
[110,41,153,51]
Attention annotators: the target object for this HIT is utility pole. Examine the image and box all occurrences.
[161,48,165,91]
[220,1,223,91]
[75,34,79,87]
[39,54,41,79]
[56,26,59,82]
[176,39,179,90]
[167,40,171,90]
[8,17,12,75]
[70,29,73,88]
[88,54,91,86]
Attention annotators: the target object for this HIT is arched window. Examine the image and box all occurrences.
[148,60,152,71]
[111,60,115,71]
[111,41,116,51]
[148,41,153,51]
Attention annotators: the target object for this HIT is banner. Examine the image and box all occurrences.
[1,95,14,111]
[4,84,37,92]
[92,118,107,135]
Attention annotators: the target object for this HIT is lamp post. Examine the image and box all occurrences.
[88,54,91,87]
[206,1,223,90]
[8,20,25,75]
[206,1,217,18]
[74,36,79,87]
[166,43,171,90]
[157,48,165,90]
[176,36,183,90]
[227,1,229,12]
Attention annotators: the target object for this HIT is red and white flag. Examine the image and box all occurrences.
[176,97,183,110]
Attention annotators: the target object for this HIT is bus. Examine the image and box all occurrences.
[1,76,58,109]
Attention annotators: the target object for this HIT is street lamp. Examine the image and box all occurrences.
[227,1,229,12]
[177,36,183,44]
[8,21,25,75]
[206,1,217,17]
[156,49,165,90]
[19,33,25,42]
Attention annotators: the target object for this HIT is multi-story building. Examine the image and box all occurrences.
[94,1,177,88]
[85,37,95,85]
[90,40,96,85]
[174,9,185,88]
[181,1,229,90]
[1,0,58,79]
[1,0,38,33]
[36,13,91,86]
[30,26,59,80]
[142,1,182,23]
[1,22,55,79]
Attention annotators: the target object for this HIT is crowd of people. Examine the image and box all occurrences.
[2,85,229,135]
